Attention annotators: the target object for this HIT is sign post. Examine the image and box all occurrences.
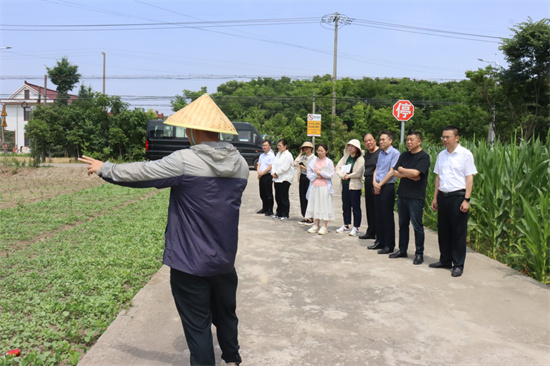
[1,104,7,163]
[307,113,322,136]
[392,100,415,144]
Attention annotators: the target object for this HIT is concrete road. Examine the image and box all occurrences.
[79,172,550,366]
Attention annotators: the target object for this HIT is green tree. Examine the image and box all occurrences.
[499,18,550,140]
[46,57,81,105]
[171,87,208,112]
[25,117,53,163]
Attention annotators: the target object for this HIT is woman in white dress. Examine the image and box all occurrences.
[305,144,335,235]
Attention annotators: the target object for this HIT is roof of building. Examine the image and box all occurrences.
[23,81,78,102]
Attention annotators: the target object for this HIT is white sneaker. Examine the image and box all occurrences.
[349,227,359,236]
[318,226,328,235]
[336,225,350,233]
[308,225,319,233]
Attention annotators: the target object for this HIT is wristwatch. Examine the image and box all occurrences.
[464,197,471,202]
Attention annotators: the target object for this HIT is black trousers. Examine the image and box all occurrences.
[374,183,395,250]
[397,196,425,255]
[259,174,273,212]
[274,181,291,218]
[298,173,309,217]
[170,268,242,366]
[341,184,362,227]
[363,177,376,237]
[437,193,469,269]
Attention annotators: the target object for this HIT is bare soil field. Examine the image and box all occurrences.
[0,165,104,209]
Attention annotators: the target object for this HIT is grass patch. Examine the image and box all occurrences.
[0,186,169,366]
[1,184,157,253]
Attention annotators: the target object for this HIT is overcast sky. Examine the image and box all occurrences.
[1,0,548,115]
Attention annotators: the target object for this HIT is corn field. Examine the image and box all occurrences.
[419,136,550,284]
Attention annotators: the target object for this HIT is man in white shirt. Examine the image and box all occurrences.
[257,140,275,216]
[430,126,477,277]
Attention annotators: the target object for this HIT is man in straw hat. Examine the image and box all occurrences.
[79,94,248,366]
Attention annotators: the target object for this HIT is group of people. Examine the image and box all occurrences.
[256,126,477,279]
[79,90,477,366]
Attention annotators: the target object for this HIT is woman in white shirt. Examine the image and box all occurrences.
[271,139,294,220]
[294,141,316,225]
[335,139,366,236]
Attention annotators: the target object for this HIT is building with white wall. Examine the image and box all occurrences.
[0,81,77,152]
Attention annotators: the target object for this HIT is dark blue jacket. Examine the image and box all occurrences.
[97,141,249,276]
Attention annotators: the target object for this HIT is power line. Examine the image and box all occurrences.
[0,17,320,30]
[354,18,502,40]
[0,74,466,82]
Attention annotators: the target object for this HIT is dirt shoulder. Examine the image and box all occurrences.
[0,165,104,209]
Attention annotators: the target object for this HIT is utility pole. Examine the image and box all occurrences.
[332,13,339,117]
[101,51,106,95]
[43,75,47,104]
[477,55,500,143]
[321,12,353,139]
[312,90,316,147]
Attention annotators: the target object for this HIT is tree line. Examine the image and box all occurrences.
[24,18,548,162]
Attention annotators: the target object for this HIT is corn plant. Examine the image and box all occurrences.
[508,192,550,284]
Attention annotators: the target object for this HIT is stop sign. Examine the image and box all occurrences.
[393,100,414,121]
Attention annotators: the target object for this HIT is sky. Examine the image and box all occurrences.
[0,0,548,115]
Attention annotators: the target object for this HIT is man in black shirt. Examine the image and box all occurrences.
[359,133,381,242]
[390,131,431,264]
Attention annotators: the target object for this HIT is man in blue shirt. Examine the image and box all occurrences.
[372,130,400,254]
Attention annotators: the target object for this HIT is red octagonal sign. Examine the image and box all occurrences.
[393,100,414,121]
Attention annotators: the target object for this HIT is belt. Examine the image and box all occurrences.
[439,189,465,196]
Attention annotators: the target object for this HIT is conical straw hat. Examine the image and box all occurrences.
[164,94,238,135]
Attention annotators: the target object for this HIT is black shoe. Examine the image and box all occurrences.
[257,209,267,214]
[264,210,273,216]
[378,247,393,254]
[429,261,452,269]
[413,255,424,265]
[451,267,463,277]
[389,250,407,258]
[359,233,376,240]
[367,241,383,250]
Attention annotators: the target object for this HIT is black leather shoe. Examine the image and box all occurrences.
[429,261,452,269]
[451,267,463,277]
[413,255,424,265]
[264,211,273,216]
[367,241,383,250]
[257,209,267,214]
[389,250,407,258]
[359,233,376,240]
[378,247,393,254]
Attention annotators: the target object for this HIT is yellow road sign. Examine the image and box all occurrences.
[1,116,7,127]
[1,105,7,117]
[307,113,322,137]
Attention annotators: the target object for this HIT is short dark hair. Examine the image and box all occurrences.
[443,126,459,136]
[318,143,329,155]
[380,130,394,141]
[407,130,422,140]
[364,133,376,140]
[262,140,271,146]
[277,139,288,147]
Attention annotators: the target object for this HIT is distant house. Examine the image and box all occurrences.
[0,81,77,152]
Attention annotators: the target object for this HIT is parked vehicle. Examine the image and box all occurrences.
[145,120,263,167]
